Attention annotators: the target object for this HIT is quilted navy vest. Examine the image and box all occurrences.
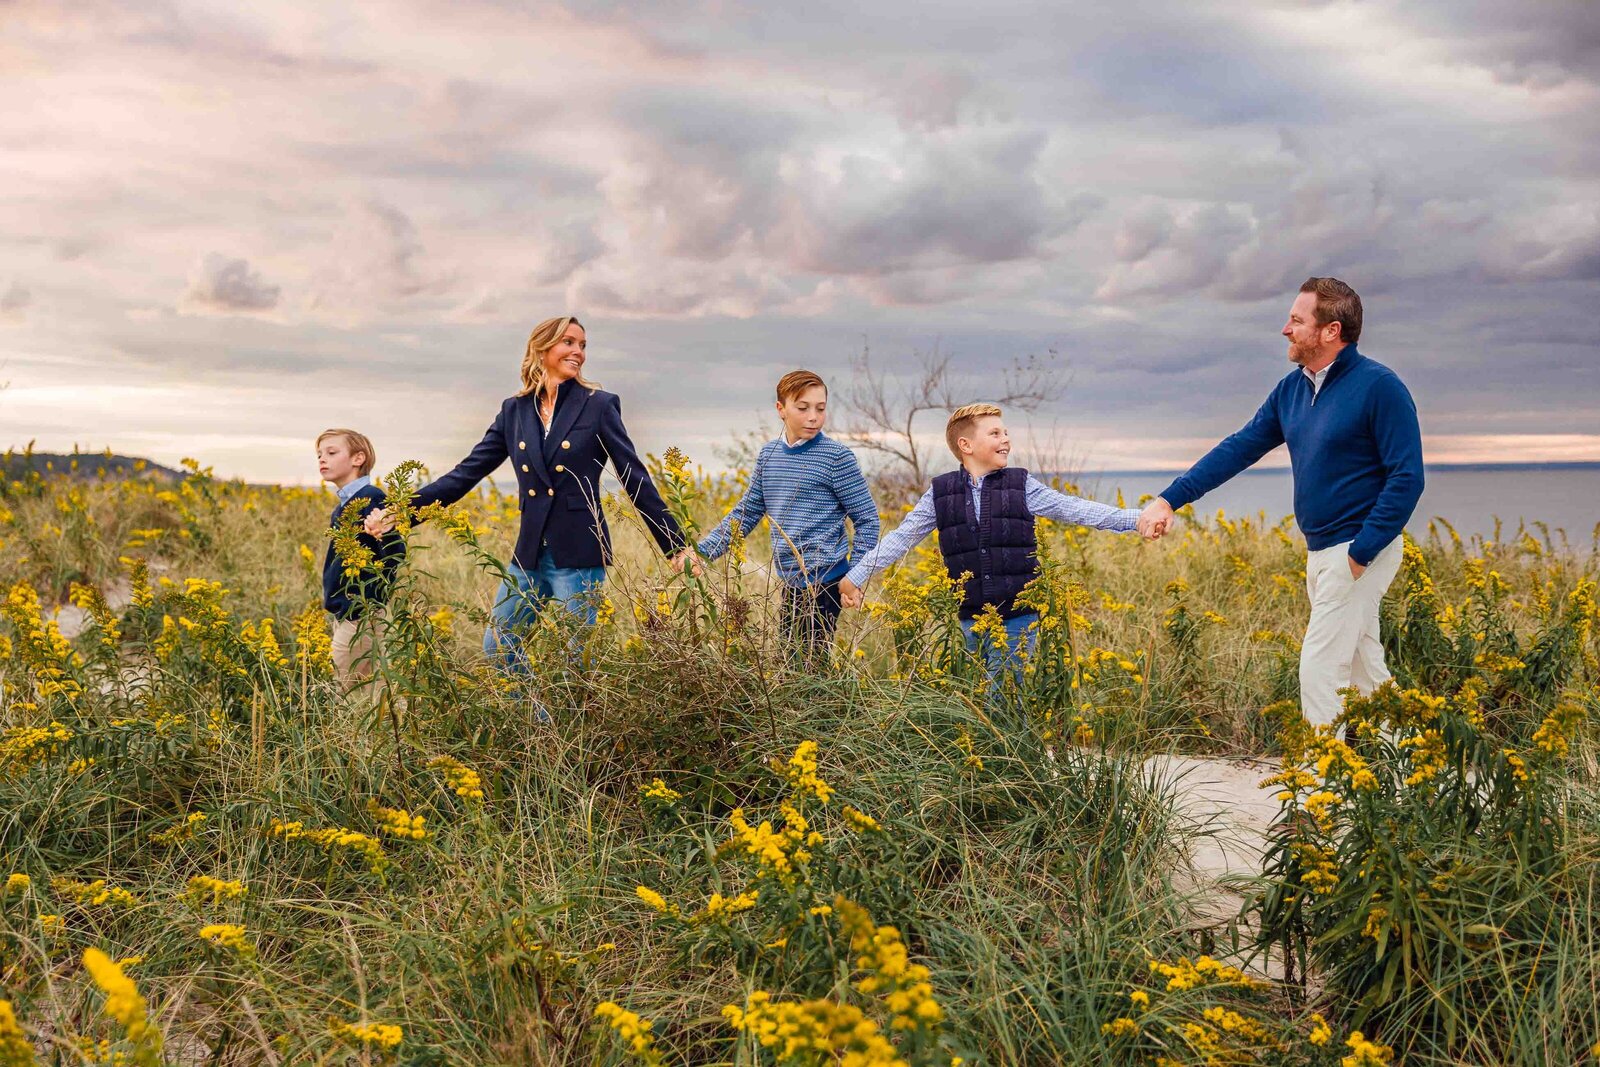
[931,467,1037,620]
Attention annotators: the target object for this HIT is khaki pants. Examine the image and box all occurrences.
[1299,537,1405,727]
[331,615,385,685]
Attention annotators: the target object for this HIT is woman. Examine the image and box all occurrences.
[367,315,685,666]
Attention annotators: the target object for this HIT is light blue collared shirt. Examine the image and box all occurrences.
[846,471,1140,587]
[335,475,372,505]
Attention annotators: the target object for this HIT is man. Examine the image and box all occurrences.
[1137,277,1424,728]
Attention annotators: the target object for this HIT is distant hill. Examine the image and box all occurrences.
[1,448,183,482]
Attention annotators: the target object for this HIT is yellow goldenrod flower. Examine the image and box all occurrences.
[428,756,485,801]
[198,923,255,959]
[0,1000,33,1067]
[182,876,247,905]
[594,1002,663,1065]
[329,1020,402,1052]
[1341,1030,1394,1066]
[367,800,428,841]
[640,778,682,804]
[82,948,159,1054]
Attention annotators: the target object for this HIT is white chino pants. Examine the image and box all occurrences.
[1299,536,1404,728]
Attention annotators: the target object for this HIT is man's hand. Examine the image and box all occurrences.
[1348,556,1367,580]
[364,507,396,537]
[1137,497,1174,540]
[669,549,704,577]
[839,577,862,609]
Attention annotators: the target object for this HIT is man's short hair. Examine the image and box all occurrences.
[1299,277,1362,346]
[316,429,376,477]
[945,403,1003,459]
[776,369,827,405]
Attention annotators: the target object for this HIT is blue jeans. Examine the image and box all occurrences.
[483,554,607,672]
[962,612,1039,687]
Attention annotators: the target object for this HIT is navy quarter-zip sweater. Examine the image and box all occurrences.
[1159,346,1424,566]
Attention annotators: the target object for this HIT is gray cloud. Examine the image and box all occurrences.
[179,254,280,314]
[1,0,1596,480]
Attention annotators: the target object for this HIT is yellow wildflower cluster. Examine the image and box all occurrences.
[291,609,333,674]
[3,582,83,701]
[697,889,760,925]
[68,581,122,652]
[836,897,944,1032]
[0,1000,32,1067]
[5,874,30,896]
[149,812,207,847]
[52,878,138,910]
[428,755,485,800]
[722,991,905,1067]
[953,728,983,772]
[121,557,154,609]
[367,800,428,840]
[781,740,834,804]
[1531,695,1585,760]
[634,886,678,918]
[594,1002,664,1066]
[1308,1013,1333,1046]
[183,876,247,905]
[198,923,255,959]
[0,722,73,781]
[1341,1030,1394,1066]
[725,802,822,887]
[640,778,682,804]
[841,805,882,833]
[1147,955,1266,993]
[1292,842,1341,895]
[82,948,160,1059]
[329,1020,403,1052]
[239,618,289,668]
[267,819,387,875]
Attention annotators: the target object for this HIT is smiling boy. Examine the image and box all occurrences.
[840,403,1146,676]
[688,369,879,662]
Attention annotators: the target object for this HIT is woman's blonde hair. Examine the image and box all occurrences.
[517,316,600,397]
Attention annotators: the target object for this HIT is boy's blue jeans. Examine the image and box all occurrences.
[961,611,1039,686]
[484,553,607,671]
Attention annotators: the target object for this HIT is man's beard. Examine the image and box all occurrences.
[1287,338,1316,365]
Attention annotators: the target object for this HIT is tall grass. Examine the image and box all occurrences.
[1,448,1597,1065]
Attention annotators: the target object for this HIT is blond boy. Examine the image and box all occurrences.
[316,429,405,682]
[841,404,1147,675]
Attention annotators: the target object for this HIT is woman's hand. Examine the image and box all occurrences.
[364,507,396,537]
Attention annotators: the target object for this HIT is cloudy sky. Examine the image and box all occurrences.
[3,0,1597,484]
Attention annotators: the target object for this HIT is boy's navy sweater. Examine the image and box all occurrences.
[322,483,407,620]
[1159,346,1424,566]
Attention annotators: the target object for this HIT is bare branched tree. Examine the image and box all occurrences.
[835,340,1069,498]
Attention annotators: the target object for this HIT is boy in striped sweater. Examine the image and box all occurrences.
[684,370,880,663]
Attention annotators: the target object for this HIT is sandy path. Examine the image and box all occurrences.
[1144,754,1282,922]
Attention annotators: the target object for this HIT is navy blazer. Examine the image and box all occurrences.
[323,484,407,620]
[413,379,686,570]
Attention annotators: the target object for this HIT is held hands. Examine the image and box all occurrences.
[363,507,396,537]
[668,548,704,577]
[839,577,862,609]
[1135,497,1175,540]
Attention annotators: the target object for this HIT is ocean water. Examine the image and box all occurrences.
[1082,465,1600,551]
